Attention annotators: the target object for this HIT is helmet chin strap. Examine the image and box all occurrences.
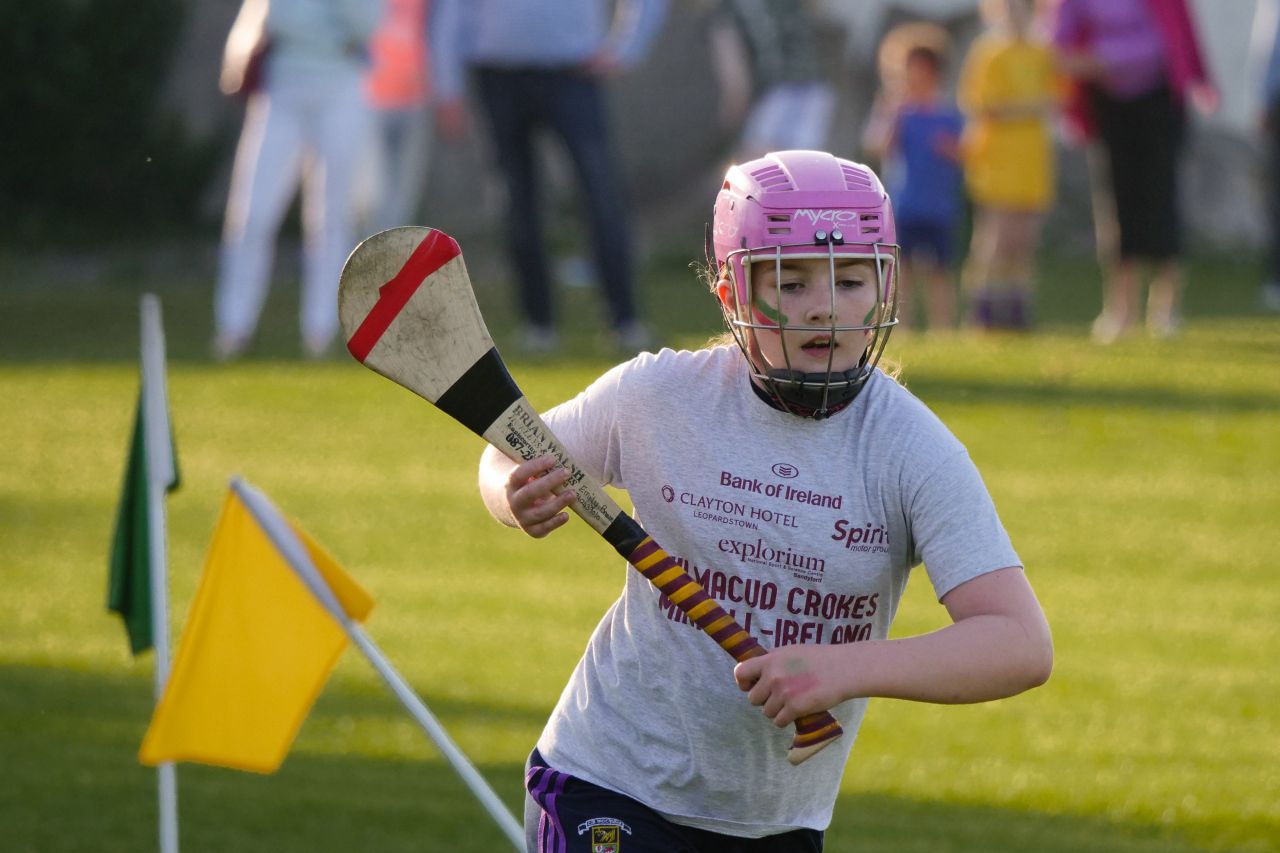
[761,365,871,420]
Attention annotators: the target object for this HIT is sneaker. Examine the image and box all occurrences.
[211,333,249,362]
[1004,293,1033,331]
[968,292,994,330]
[519,326,560,355]
[1145,300,1182,339]
[1090,312,1130,344]
[1146,311,1182,340]
[1262,282,1280,312]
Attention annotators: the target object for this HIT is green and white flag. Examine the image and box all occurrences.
[107,295,180,655]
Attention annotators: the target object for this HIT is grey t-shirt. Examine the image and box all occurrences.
[533,345,1020,837]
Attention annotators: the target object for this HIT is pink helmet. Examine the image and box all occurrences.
[710,150,899,417]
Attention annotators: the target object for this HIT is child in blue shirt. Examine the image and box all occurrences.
[864,22,965,332]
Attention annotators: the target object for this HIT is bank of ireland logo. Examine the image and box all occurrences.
[772,462,799,479]
[578,817,632,852]
[661,485,675,503]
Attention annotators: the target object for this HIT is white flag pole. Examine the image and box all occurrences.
[231,478,524,851]
[140,294,179,853]
[343,623,525,851]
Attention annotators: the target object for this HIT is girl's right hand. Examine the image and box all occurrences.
[505,455,577,538]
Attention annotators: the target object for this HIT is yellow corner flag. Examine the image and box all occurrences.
[139,479,373,773]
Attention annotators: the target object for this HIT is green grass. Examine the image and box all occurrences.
[1,247,1277,851]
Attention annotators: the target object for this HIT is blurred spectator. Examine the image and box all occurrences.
[1050,0,1217,343]
[213,0,381,361]
[708,0,837,159]
[359,0,434,234]
[1252,0,1280,313]
[431,0,668,355]
[957,0,1059,331]
[864,22,964,332]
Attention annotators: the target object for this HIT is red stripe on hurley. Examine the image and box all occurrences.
[347,229,461,362]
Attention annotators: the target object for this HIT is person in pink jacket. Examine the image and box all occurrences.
[1050,0,1217,342]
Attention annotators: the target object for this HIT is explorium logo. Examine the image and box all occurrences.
[718,536,826,581]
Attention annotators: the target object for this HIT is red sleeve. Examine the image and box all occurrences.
[1145,0,1212,91]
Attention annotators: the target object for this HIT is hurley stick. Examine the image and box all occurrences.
[338,226,843,765]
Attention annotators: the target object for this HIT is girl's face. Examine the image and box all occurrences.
[720,256,883,376]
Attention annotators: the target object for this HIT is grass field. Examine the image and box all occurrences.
[1,245,1277,852]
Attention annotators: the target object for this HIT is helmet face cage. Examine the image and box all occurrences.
[718,237,899,417]
[709,151,900,418]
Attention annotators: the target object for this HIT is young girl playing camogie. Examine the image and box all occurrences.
[478,149,1053,852]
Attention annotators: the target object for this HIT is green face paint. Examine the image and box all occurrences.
[752,293,789,327]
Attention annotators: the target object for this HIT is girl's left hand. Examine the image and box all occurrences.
[733,645,848,728]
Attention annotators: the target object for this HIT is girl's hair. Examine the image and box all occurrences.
[692,258,736,350]
[692,257,718,294]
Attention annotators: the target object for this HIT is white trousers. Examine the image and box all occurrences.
[215,69,374,353]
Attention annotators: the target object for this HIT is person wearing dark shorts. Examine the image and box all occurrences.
[524,750,823,853]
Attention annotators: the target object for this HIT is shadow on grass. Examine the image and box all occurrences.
[902,375,1280,414]
[5,276,1278,420]
[1,663,1212,853]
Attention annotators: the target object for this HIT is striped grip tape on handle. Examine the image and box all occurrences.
[626,536,844,764]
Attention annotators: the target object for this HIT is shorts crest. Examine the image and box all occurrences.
[577,816,632,852]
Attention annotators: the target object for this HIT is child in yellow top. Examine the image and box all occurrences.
[958,0,1059,330]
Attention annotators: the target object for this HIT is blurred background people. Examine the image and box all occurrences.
[864,22,965,333]
[1252,0,1280,312]
[431,0,668,356]
[958,0,1059,331]
[708,0,837,159]
[213,0,381,361]
[358,0,434,235]
[1051,0,1218,343]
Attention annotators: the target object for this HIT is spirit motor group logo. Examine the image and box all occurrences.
[831,518,891,553]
